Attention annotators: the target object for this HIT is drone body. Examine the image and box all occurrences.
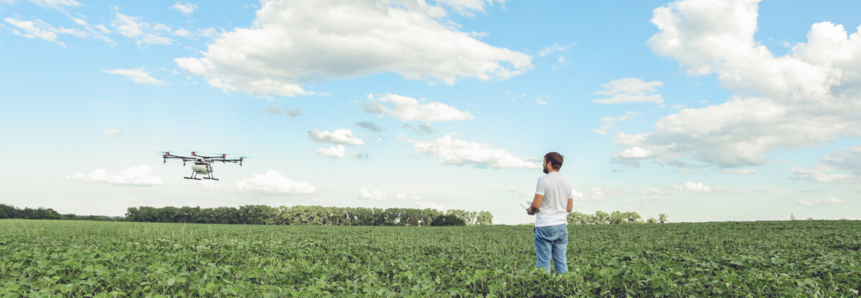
[161,151,245,181]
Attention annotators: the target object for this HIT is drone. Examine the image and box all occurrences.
[161,151,245,181]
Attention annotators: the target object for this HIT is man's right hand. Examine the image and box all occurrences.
[526,208,535,216]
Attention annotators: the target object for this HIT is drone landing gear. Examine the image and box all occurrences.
[184,171,201,180]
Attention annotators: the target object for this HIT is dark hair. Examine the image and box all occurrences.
[544,152,564,170]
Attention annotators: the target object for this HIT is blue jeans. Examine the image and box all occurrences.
[534,224,568,274]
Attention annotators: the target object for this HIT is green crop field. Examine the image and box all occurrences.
[1,220,860,297]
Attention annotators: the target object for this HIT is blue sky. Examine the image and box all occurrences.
[2,0,860,224]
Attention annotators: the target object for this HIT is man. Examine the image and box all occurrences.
[526,152,573,274]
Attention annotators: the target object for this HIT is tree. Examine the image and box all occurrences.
[609,211,625,224]
[647,217,658,224]
[790,213,796,221]
[476,211,493,225]
[658,213,668,223]
[567,212,589,225]
[624,211,643,223]
[430,215,465,226]
[593,211,610,224]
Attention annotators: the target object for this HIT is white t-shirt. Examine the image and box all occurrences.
[534,172,573,227]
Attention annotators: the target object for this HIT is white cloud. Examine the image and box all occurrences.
[614,0,861,168]
[535,95,548,105]
[538,44,566,57]
[358,187,420,201]
[173,28,192,37]
[721,169,757,174]
[104,129,122,134]
[790,146,861,184]
[613,147,654,159]
[358,187,387,200]
[315,145,346,158]
[404,135,541,170]
[103,68,166,86]
[351,152,369,159]
[65,165,163,186]
[27,0,81,9]
[588,187,625,201]
[798,197,843,207]
[593,78,664,104]
[3,17,69,46]
[234,170,316,194]
[174,0,531,97]
[170,2,198,15]
[821,146,861,176]
[791,165,861,184]
[362,93,474,122]
[593,111,640,135]
[111,10,173,46]
[308,129,365,146]
[433,0,505,17]
[671,182,713,193]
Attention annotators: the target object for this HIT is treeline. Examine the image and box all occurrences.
[125,205,493,226]
[568,211,668,224]
[0,204,122,221]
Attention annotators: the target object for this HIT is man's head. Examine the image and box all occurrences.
[543,152,564,174]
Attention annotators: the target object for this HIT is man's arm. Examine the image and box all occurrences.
[530,194,544,213]
[567,198,573,212]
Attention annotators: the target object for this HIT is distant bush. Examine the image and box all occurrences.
[430,214,466,226]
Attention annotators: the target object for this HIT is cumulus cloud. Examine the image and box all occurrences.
[103,68,166,85]
[308,129,365,146]
[362,93,474,122]
[821,146,861,176]
[355,121,384,132]
[790,146,861,184]
[358,187,420,201]
[111,10,173,46]
[104,129,122,134]
[798,197,843,207]
[593,111,640,135]
[315,145,346,158]
[671,182,713,193]
[174,0,531,97]
[593,78,664,104]
[404,135,540,170]
[614,0,861,168]
[791,166,861,184]
[234,170,316,194]
[65,165,163,186]
[170,2,198,15]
